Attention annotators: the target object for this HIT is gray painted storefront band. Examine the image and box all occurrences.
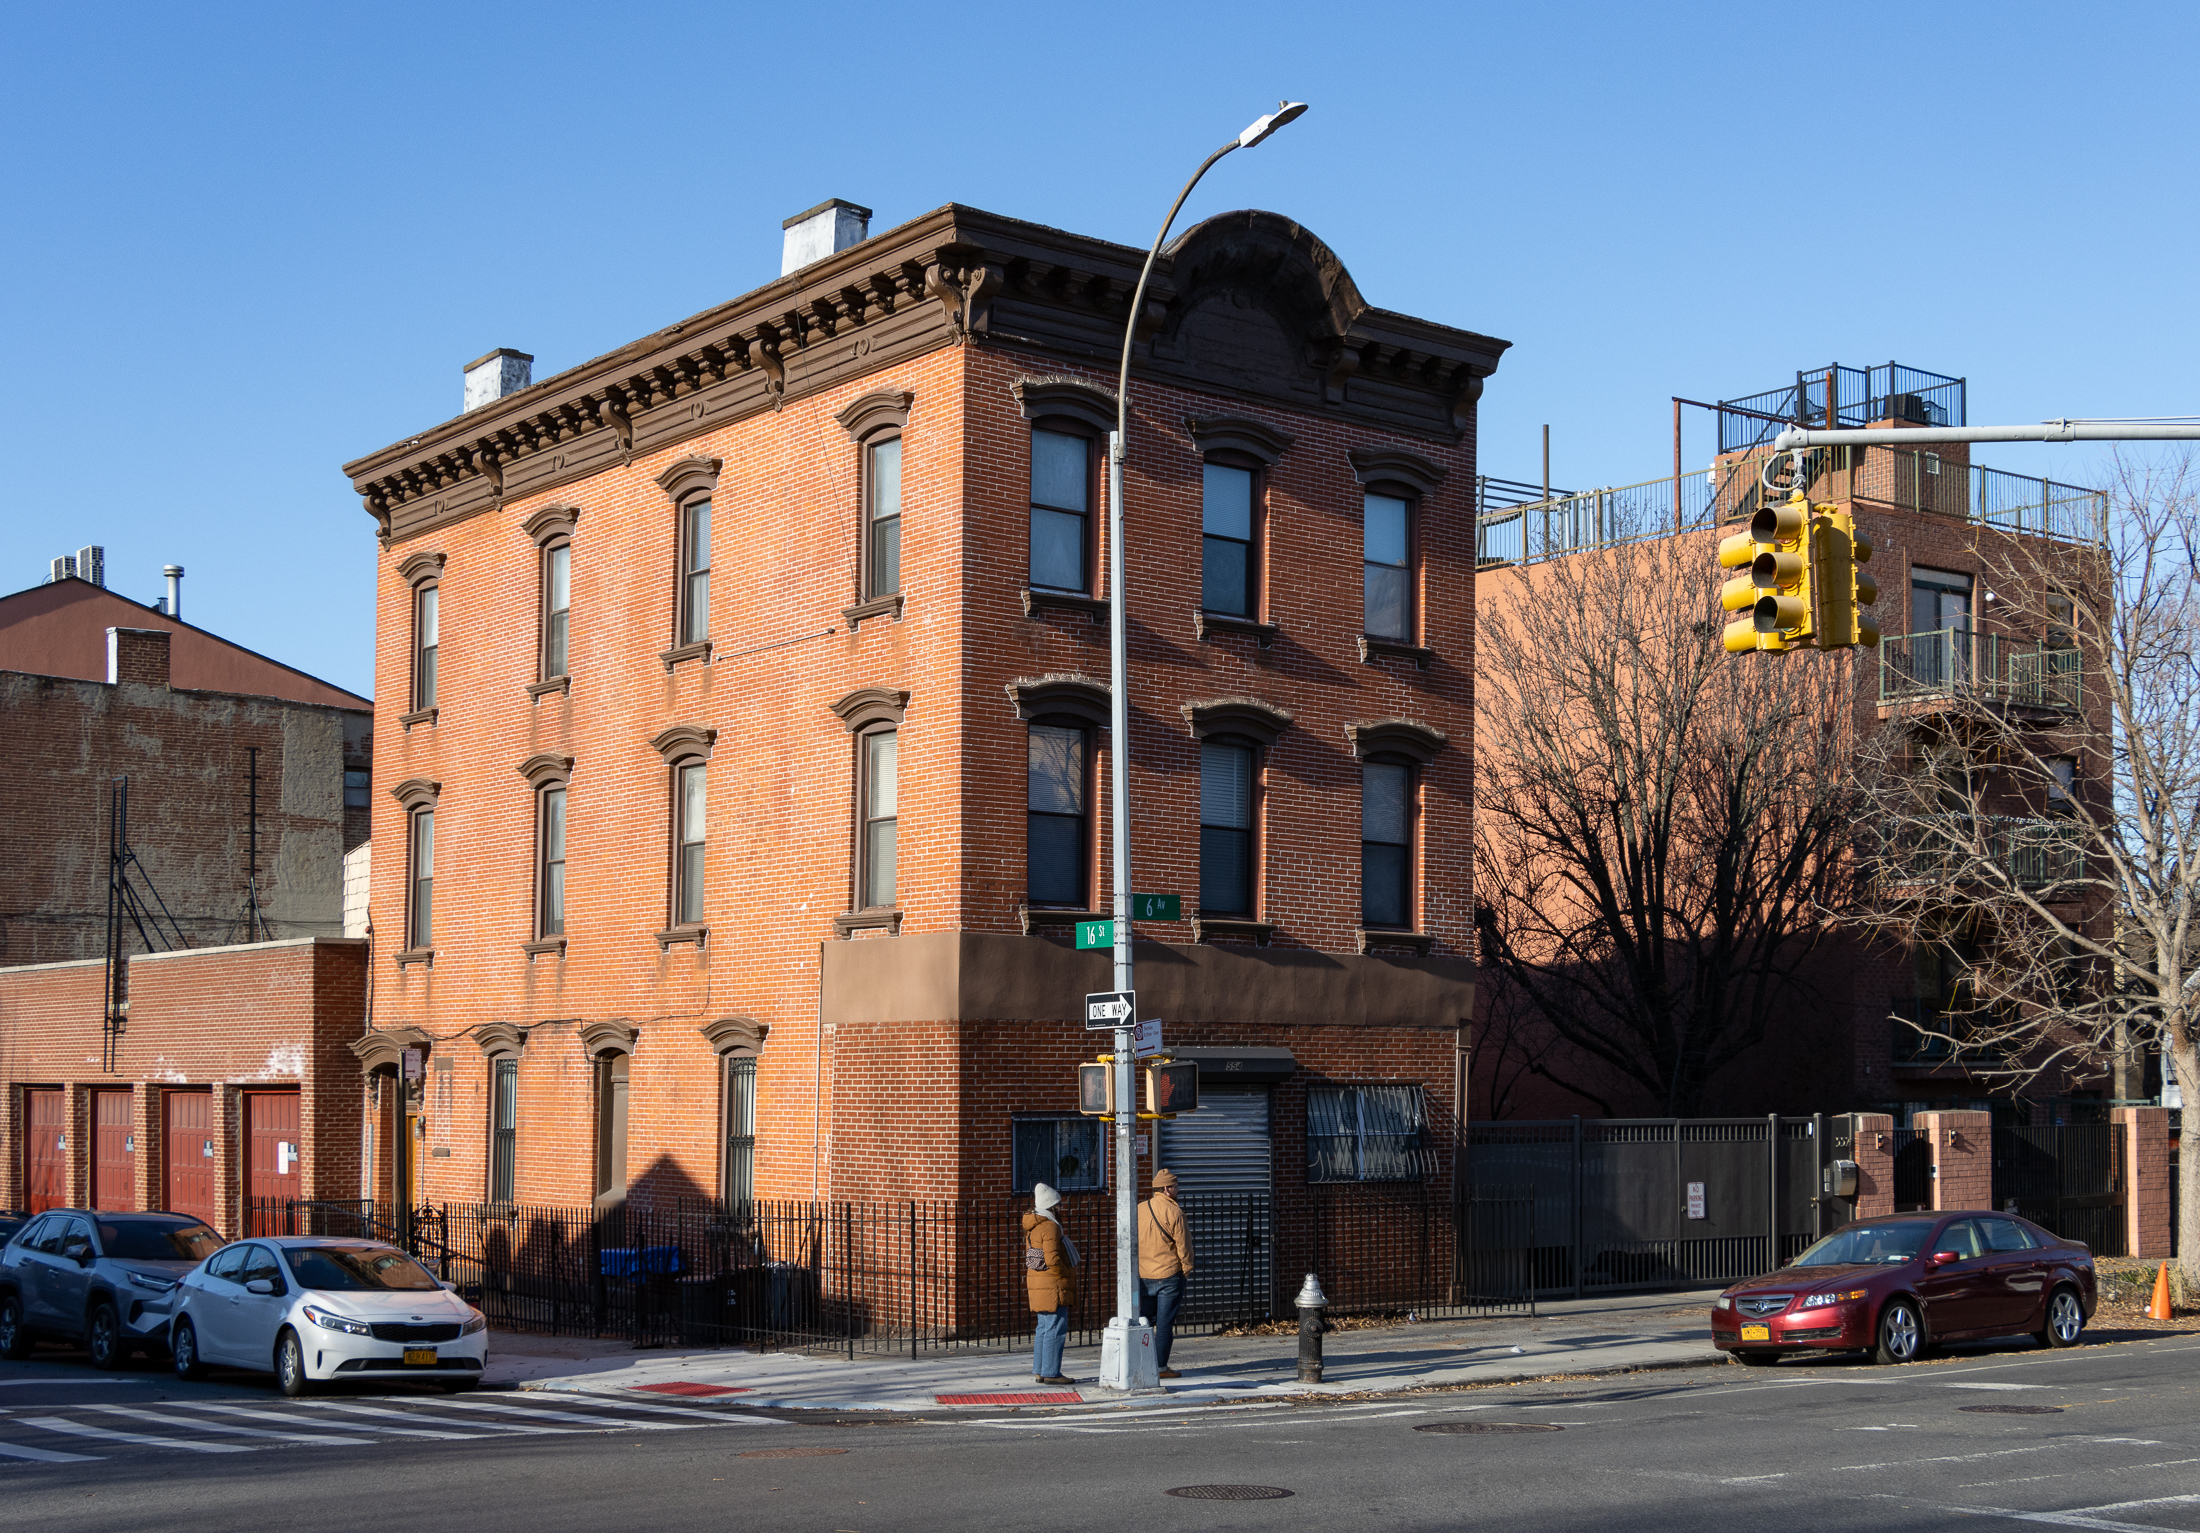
[1170,1047,1298,1083]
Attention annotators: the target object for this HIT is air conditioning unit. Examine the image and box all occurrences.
[1883,393,1931,424]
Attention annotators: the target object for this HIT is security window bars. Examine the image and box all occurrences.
[542,542,570,679]
[1361,762,1411,928]
[413,584,439,710]
[1012,1116,1104,1195]
[680,498,711,646]
[538,786,566,938]
[1027,724,1087,907]
[675,763,706,925]
[1307,1084,1428,1183]
[407,808,434,949]
[1201,462,1255,617]
[723,1056,756,1206]
[861,730,898,910]
[1199,741,1255,915]
[1028,429,1090,592]
[867,437,902,599]
[1363,493,1411,641]
[489,1058,517,1205]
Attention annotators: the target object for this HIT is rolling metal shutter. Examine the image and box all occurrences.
[1157,1087,1273,1322]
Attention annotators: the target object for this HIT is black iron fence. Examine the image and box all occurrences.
[1993,1123,2125,1256]
[1889,1128,1934,1211]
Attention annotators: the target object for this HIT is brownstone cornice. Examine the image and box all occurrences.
[345,204,1511,548]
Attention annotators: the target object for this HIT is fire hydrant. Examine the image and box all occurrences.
[1295,1272,1330,1384]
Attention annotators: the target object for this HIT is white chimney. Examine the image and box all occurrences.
[781,200,871,276]
[463,348,534,413]
[164,565,184,622]
[76,545,104,588]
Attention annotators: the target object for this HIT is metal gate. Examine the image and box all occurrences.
[1993,1123,2125,1256]
[23,1089,66,1215]
[1157,1087,1274,1323]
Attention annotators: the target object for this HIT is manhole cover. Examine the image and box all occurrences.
[1416,1421,1565,1434]
[1959,1405,2065,1416]
[1165,1486,1295,1501]
[739,1447,851,1458]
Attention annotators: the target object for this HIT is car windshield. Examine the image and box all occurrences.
[1792,1223,1935,1267]
[97,1221,224,1262]
[285,1246,441,1292]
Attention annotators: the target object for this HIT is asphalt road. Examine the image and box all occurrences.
[4,1332,2197,1533]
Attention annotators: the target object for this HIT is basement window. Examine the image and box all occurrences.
[1012,1116,1104,1196]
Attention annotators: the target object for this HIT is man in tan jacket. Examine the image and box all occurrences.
[1137,1168,1194,1378]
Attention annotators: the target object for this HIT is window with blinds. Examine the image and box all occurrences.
[1199,741,1255,914]
[489,1058,517,1204]
[1306,1084,1429,1183]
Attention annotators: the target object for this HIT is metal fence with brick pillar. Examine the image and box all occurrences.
[1920,1111,1993,1211]
[2114,1107,2175,1258]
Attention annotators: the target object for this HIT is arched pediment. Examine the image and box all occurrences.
[700,1015,769,1057]
[476,1022,529,1056]
[516,753,573,787]
[1348,446,1447,498]
[1345,718,1448,765]
[1159,210,1367,355]
[389,777,440,811]
[836,388,914,441]
[579,1020,638,1058]
[1182,695,1294,749]
[655,456,721,504]
[1004,673,1109,729]
[650,724,716,762]
[521,504,580,544]
[397,551,446,587]
[831,687,909,732]
[1186,414,1295,465]
[1009,376,1118,434]
[350,1027,432,1074]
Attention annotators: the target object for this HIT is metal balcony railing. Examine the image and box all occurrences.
[1879,627,2083,710]
[1874,814,2086,891]
[1719,363,1966,453]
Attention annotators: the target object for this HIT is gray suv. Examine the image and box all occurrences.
[0,1210,225,1367]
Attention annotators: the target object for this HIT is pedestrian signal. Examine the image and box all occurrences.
[1144,1061,1198,1117]
[1077,1063,1113,1116]
[1721,492,1812,653]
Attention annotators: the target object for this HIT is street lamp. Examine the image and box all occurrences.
[1099,101,1308,1393]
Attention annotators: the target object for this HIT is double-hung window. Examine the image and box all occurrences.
[1201,462,1256,617]
[407,808,434,948]
[1029,429,1091,592]
[541,542,570,680]
[859,730,898,910]
[488,1058,517,1205]
[723,1056,756,1206]
[1027,723,1088,907]
[537,786,567,938]
[413,584,440,710]
[679,498,712,646]
[867,437,902,599]
[1199,741,1256,915]
[1307,1084,1428,1183]
[1361,762,1412,929]
[1363,493,1411,641]
[674,763,706,925]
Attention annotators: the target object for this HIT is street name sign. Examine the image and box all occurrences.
[1129,893,1181,921]
[1074,918,1113,950]
[1084,990,1136,1030]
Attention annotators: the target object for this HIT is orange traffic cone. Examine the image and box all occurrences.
[2147,1262,2174,1321]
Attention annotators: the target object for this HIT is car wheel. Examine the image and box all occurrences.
[87,1303,126,1371]
[171,1318,206,1382]
[1873,1299,1924,1366]
[2037,1286,2085,1349]
[275,1329,313,1398]
[0,1293,29,1361]
[1734,1350,1780,1367]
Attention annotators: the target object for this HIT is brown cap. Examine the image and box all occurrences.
[1152,1168,1178,1188]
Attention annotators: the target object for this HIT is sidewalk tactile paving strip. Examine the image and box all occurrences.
[935,1392,1082,1406]
[628,1382,749,1397]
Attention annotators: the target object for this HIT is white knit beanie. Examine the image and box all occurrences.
[1033,1183,1061,1212]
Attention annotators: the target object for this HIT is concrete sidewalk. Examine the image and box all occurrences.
[485,1288,1729,1412]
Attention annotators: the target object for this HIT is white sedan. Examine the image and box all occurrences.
[170,1237,487,1396]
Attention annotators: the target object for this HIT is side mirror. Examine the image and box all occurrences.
[1928,1250,1960,1267]
[63,1243,92,1265]
[439,1279,456,1292]
[244,1278,277,1296]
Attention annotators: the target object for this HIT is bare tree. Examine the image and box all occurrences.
[1474,530,1863,1118]
[1848,451,2200,1288]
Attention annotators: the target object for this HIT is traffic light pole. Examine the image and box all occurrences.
[1771,420,2200,450]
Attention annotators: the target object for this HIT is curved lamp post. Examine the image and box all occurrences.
[1101,101,1308,1390]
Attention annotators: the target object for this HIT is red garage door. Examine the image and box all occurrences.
[245,1091,300,1234]
[164,1090,217,1227]
[91,1089,136,1211]
[23,1089,66,1215]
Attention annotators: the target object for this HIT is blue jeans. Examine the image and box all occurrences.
[1032,1307,1068,1378]
[1139,1275,1183,1369]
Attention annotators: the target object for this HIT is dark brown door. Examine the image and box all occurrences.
[244,1091,301,1234]
[22,1089,66,1215]
[91,1090,135,1211]
[163,1089,217,1228]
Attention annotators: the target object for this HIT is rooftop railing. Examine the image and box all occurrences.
[1878,626,2083,711]
[1719,363,1966,453]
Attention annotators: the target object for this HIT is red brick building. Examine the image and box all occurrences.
[338,202,1505,1303]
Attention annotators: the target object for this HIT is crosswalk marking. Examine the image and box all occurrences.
[0,1440,101,1463]
[420,1397,705,1431]
[518,1394,786,1425]
[85,1405,374,1445]
[172,1401,503,1441]
[19,1416,255,1454]
[284,1401,575,1437]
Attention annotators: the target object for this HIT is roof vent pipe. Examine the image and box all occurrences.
[781,199,871,275]
[164,565,184,622]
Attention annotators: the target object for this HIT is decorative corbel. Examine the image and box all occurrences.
[1449,367,1485,434]
[1313,340,1361,405]
[923,263,965,337]
[471,446,505,498]
[962,263,1003,337]
[597,396,633,462]
[744,327,786,406]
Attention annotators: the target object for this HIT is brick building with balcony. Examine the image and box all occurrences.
[1473,362,2119,1128]
[337,201,1505,1317]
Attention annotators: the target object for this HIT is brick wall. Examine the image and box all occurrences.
[1920,1110,1993,1211]
[2113,1105,2174,1258]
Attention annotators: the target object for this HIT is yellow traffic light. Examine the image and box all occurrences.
[1720,492,1813,653]
[1810,508,1883,650]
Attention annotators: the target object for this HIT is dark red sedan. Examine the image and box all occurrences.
[1709,1211,2096,1366]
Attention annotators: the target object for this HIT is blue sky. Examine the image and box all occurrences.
[4,1,2191,698]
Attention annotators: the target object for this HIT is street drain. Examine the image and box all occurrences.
[1416,1422,1565,1435]
[1959,1405,2064,1416]
[740,1447,852,1458]
[1165,1486,1295,1501]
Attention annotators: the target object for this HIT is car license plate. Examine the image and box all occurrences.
[1739,1324,1770,1342]
[403,1348,438,1366]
